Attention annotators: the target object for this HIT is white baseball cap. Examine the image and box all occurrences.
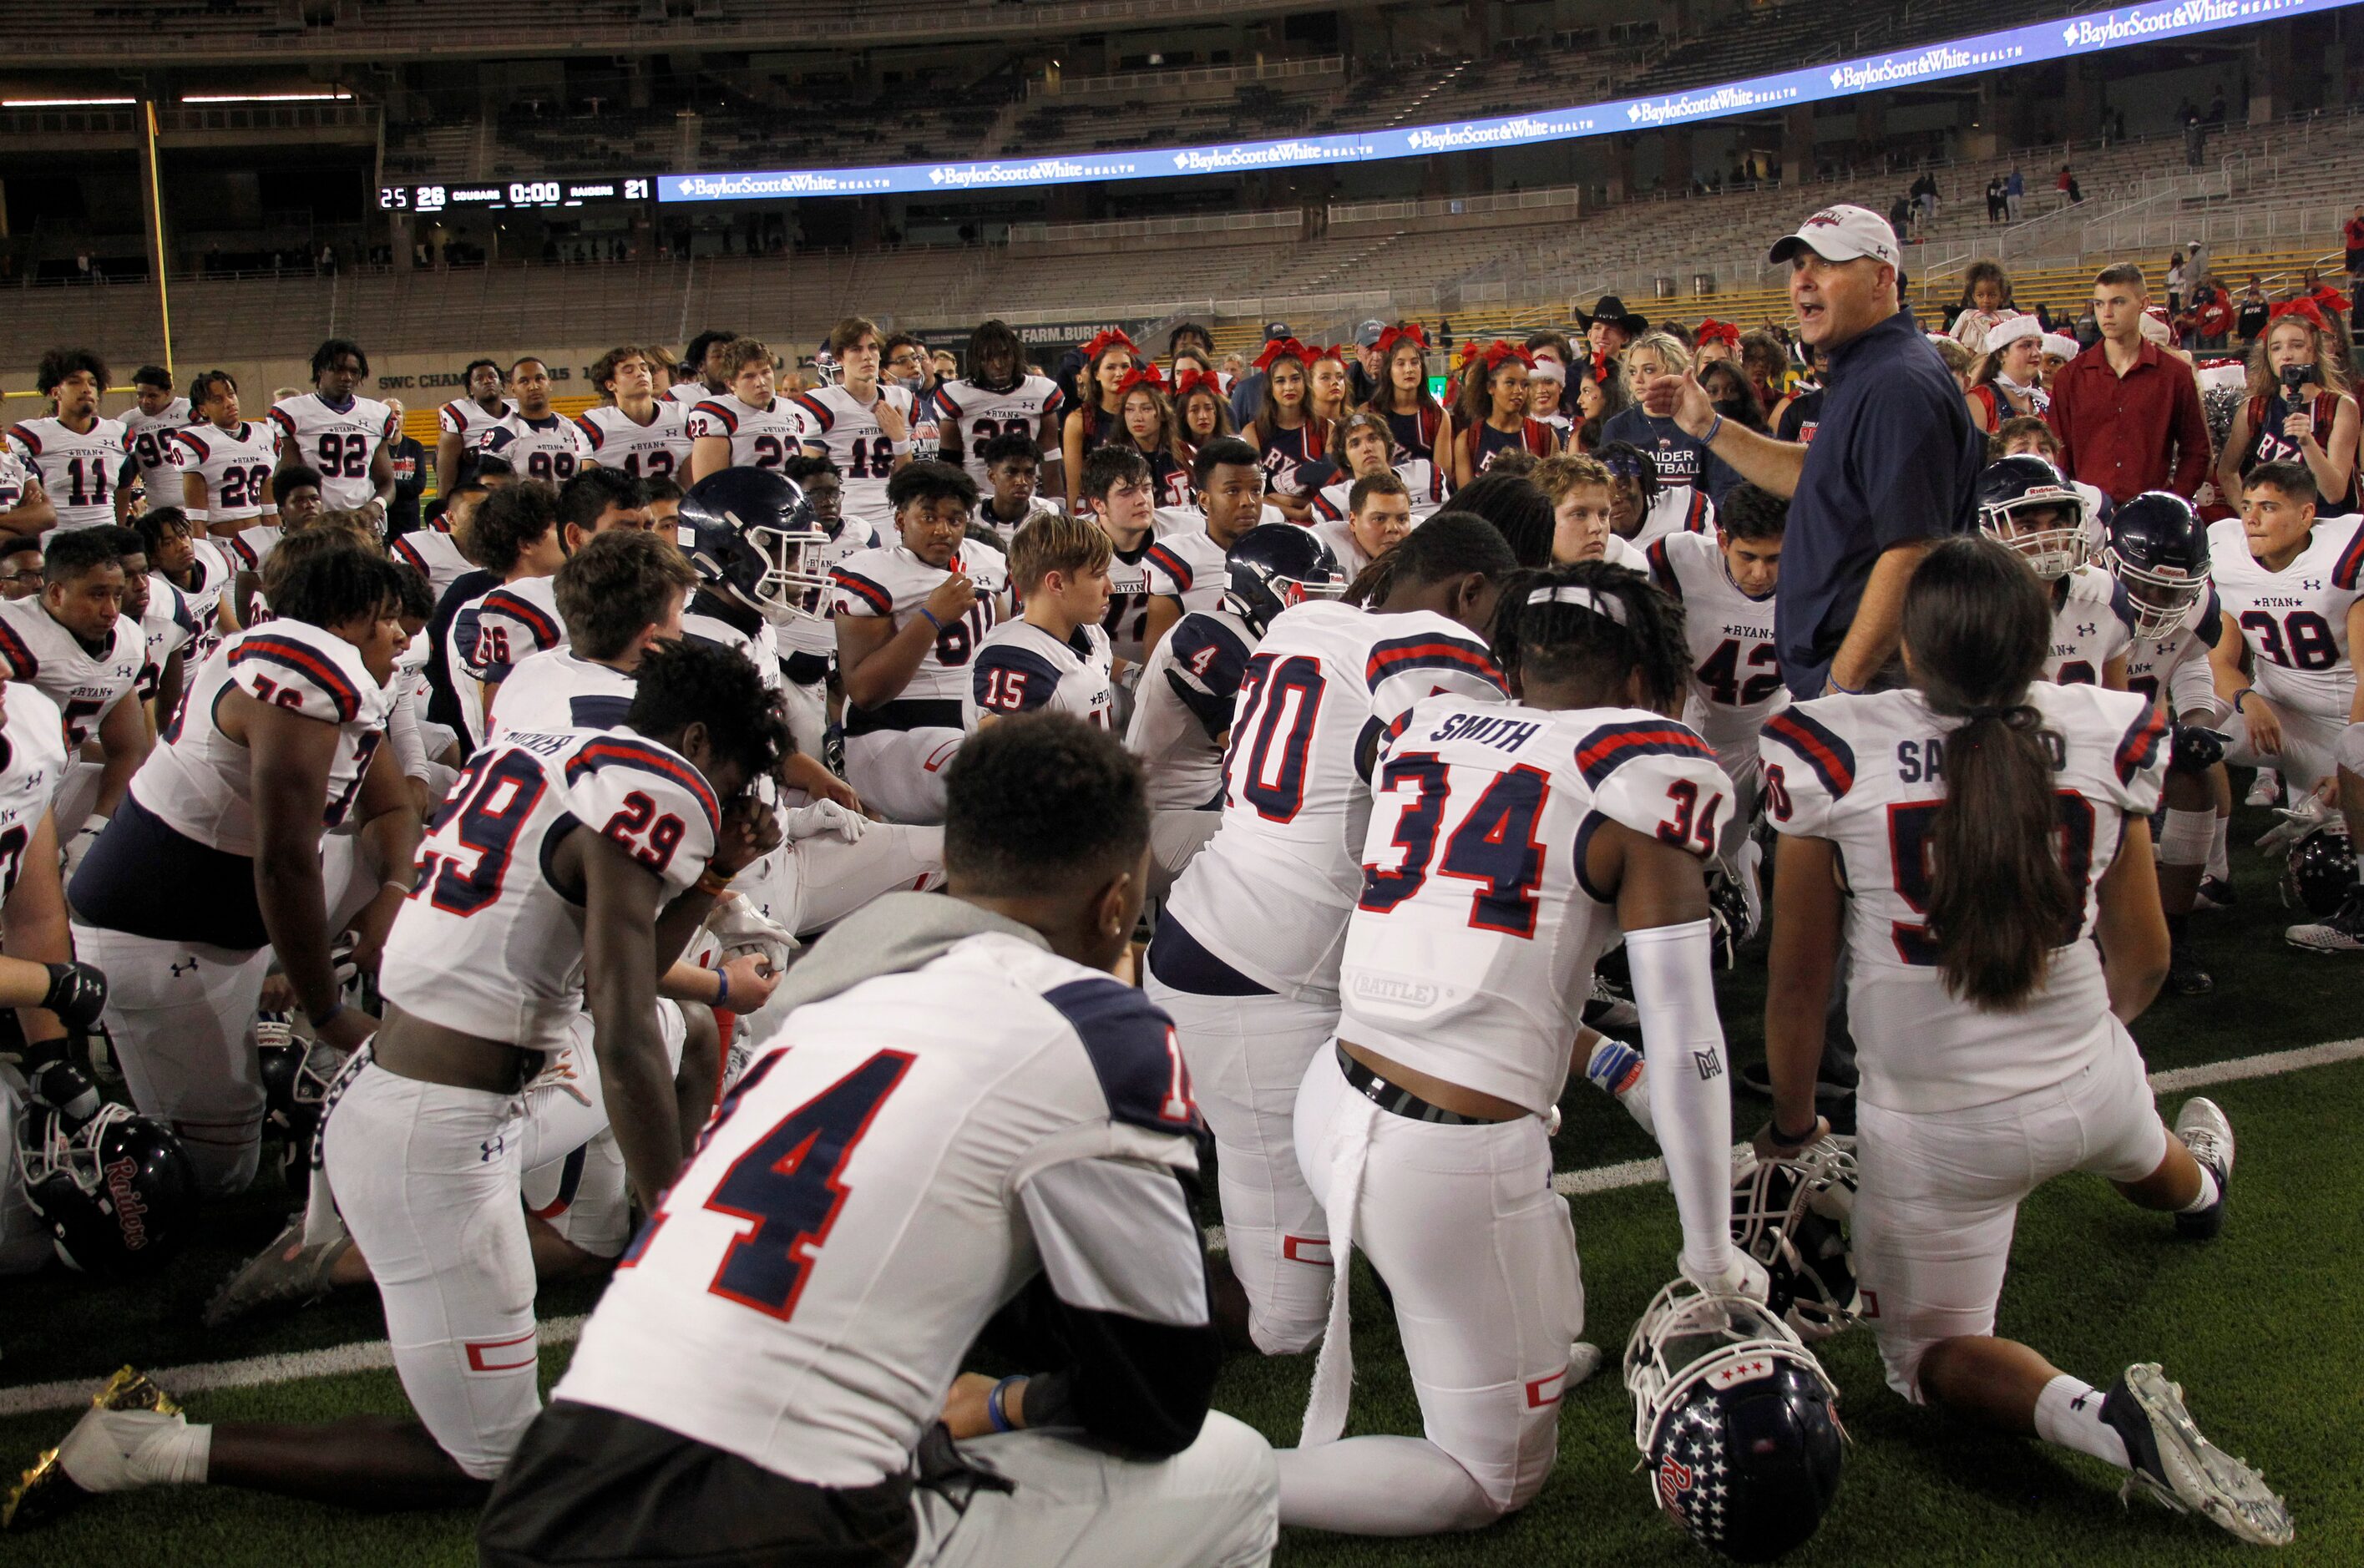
[1769,204,1901,269]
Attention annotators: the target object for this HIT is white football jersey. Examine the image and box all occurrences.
[964,618,1113,730]
[1343,698,1729,1115]
[830,543,1006,731]
[221,524,283,576]
[166,421,277,524]
[133,619,391,855]
[5,416,133,529]
[1142,526,1231,618]
[0,598,144,754]
[0,682,67,898]
[1307,458,1447,528]
[1166,600,1508,1001]
[1759,683,2167,1115]
[1126,606,1257,812]
[2043,564,2136,686]
[122,398,193,501]
[976,498,1062,549]
[267,393,397,513]
[554,930,1199,1488]
[380,726,719,1055]
[684,395,807,474]
[138,579,200,704]
[2208,513,2364,718]
[1649,531,1786,754]
[789,385,918,530]
[2123,581,2222,715]
[482,413,592,488]
[175,539,234,668]
[1099,524,1176,668]
[438,397,517,452]
[681,595,784,694]
[777,516,882,662]
[389,525,475,601]
[574,402,692,484]
[662,382,710,411]
[931,374,1066,489]
[489,649,636,738]
[471,574,566,684]
[1633,485,1716,548]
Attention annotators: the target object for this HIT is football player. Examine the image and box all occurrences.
[1310,471,1413,582]
[0,654,84,1075]
[833,460,1008,824]
[686,338,807,482]
[665,329,738,412]
[1537,454,1649,569]
[790,317,918,534]
[1140,437,1266,661]
[450,484,568,747]
[974,431,1061,544]
[119,523,199,737]
[1650,483,1787,887]
[931,316,1066,496]
[134,508,234,666]
[575,345,691,485]
[68,540,408,1195]
[2209,463,2364,950]
[0,529,149,865]
[1598,440,1714,546]
[1075,445,1169,681]
[757,456,868,760]
[6,348,133,532]
[1147,514,1517,1355]
[387,486,478,603]
[473,468,653,721]
[1758,536,2291,1546]
[1306,410,1444,526]
[269,339,397,524]
[121,365,191,512]
[479,357,591,488]
[966,512,1115,730]
[477,717,1278,1568]
[1280,562,1759,1535]
[38,640,785,1510]
[1977,455,2132,687]
[435,357,516,495]
[1995,416,2113,555]
[170,369,277,547]
[1126,525,1340,891]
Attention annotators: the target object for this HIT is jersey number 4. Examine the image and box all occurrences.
[624,1048,915,1322]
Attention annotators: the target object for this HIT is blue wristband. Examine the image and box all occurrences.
[2233,687,2255,714]
[1702,412,1724,448]
[918,607,944,632]
[985,1374,1024,1434]
[714,968,730,1009]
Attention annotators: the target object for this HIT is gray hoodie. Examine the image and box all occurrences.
[769,891,1048,1016]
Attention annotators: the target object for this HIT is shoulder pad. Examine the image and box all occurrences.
[1572,716,1720,791]
[2333,513,2364,590]
[563,734,722,852]
[1039,976,1198,1136]
[1363,625,1503,695]
[228,628,369,724]
[828,564,894,616]
[1759,706,1857,799]
[973,636,1063,714]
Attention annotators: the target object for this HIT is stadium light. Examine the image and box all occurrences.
[181,91,355,104]
[2,97,134,107]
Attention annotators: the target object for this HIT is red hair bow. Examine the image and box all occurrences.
[1375,322,1429,357]
[2270,297,2331,334]
[1113,364,1169,399]
[1480,340,1536,373]
[1308,343,1350,365]
[1253,336,1312,373]
[1173,367,1222,398]
[1080,328,1140,362]
[1697,319,1741,349]
[2311,282,2352,311]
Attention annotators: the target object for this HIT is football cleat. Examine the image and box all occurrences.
[2100,1363,2292,1546]
[2170,1098,2232,1240]
[1567,1340,1604,1388]
[2286,887,2364,953]
[2164,938,2214,997]
[3,1367,178,1529]
[2192,875,2236,912]
[200,1216,354,1328]
[2245,768,2281,809]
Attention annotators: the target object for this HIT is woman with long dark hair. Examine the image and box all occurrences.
[1451,341,1557,487]
[1755,535,2290,1549]
[1172,365,1233,461]
[1109,364,1194,507]
[1245,336,1324,520]
[1059,328,1139,511]
[1364,321,1451,465]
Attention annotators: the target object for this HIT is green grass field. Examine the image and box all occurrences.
[3,806,2359,1565]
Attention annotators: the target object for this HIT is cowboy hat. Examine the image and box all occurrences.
[1575,296,1649,335]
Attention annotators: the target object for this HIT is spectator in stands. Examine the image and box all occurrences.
[2238,276,2272,346]
[1227,322,1293,429]
[2047,263,2213,504]
[1950,260,2017,357]
[1986,175,2006,225]
[383,400,428,539]
[1640,203,1982,698]
[2006,165,2025,221]
[2166,252,2187,319]
[1739,330,1789,412]
[2193,282,2234,352]
[1349,320,1387,406]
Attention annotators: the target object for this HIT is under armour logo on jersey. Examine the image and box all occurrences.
[1692,1049,1723,1082]
[479,1131,506,1162]
[2076,623,2097,639]
[2302,578,2322,591]
[170,958,199,978]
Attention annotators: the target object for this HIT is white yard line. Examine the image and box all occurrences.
[8,1038,2360,1419]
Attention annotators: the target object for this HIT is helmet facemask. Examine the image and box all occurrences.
[745,514,833,625]
[1981,493,2087,581]
[2103,547,2208,640]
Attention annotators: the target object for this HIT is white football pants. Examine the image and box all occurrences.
[845,728,965,825]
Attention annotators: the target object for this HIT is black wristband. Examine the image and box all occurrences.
[1772,1115,1821,1147]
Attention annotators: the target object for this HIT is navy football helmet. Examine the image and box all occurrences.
[18,1101,198,1279]
[1731,1139,1860,1343]
[1625,1279,1845,1562]
[2102,490,2212,640]
[258,1027,348,1185]
[1222,524,1344,636]
[1977,454,2088,580]
[2281,823,2353,918]
[677,468,829,626]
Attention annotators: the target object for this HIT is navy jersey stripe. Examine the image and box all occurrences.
[1040,977,1199,1135]
[1572,720,1717,789]
[1760,709,1856,797]
[564,737,721,836]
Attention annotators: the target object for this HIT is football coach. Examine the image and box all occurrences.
[1641,205,1984,697]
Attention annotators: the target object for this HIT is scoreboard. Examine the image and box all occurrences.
[377,177,650,213]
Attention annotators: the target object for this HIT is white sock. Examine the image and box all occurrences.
[133,1418,212,1486]
[2207,812,2230,881]
[2179,1165,2221,1214]
[2033,1375,2129,1470]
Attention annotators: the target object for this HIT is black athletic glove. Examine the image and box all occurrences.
[26,1058,102,1127]
[2169,724,2227,776]
[40,960,109,1032]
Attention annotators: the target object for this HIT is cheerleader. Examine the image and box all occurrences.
[1451,340,1557,487]
[1964,316,2051,434]
[1060,327,1139,511]
[1245,336,1325,520]
[1365,321,1451,465]
[1111,364,1196,508]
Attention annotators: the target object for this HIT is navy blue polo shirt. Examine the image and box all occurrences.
[1775,307,1984,697]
